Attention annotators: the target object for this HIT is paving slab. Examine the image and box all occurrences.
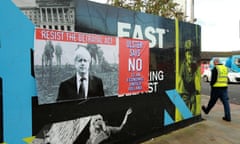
[142,95,240,144]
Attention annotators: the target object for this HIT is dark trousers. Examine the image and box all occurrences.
[206,87,231,120]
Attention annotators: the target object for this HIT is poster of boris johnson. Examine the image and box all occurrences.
[34,28,149,104]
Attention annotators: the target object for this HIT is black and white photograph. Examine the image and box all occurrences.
[32,108,132,144]
[34,32,119,104]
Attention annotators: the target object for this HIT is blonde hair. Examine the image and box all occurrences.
[74,45,91,62]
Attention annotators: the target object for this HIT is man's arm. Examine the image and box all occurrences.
[98,78,104,96]
[210,67,218,86]
[56,82,65,101]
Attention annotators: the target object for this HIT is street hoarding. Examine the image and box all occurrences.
[0,0,201,143]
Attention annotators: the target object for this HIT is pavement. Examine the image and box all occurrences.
[141,95,240,144]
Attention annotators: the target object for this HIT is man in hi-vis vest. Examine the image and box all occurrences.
[202,58,231,122]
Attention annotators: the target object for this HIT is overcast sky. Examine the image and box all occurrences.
[195,0,240,52]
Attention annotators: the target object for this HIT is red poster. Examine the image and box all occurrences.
[119,38,149,96]
[35,28,116,45]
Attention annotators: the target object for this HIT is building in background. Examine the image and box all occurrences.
[15,0,195,29]
[15,0,75,31]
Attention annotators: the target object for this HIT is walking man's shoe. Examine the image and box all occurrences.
[222,117,231,122]
[201,106,208,114]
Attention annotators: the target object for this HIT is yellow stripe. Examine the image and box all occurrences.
[23,136,36,144]
[175,18,181,121]
[175,18,179,87]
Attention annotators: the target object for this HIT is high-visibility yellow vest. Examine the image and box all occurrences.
[213,65,228,87]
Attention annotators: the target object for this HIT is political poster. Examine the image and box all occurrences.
[119,38,149,96]
[34,28,149,104]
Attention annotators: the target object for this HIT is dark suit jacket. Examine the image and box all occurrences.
[57,74,104,102]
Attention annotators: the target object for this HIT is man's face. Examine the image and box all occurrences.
[74,52,91,76]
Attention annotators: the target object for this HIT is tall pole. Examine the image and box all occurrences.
[190,0,194,23]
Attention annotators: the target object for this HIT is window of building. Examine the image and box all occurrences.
[67,26,71,31]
